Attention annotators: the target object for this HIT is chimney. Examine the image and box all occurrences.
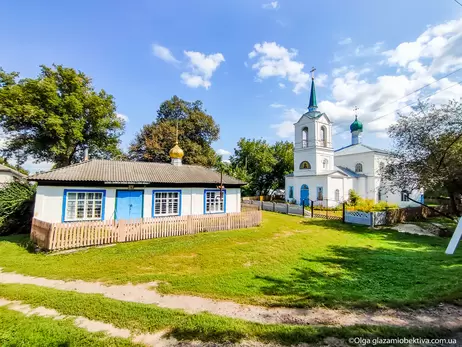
[83,147,89,161]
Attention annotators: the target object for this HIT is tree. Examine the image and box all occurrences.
[382,99,462,215]
[129,96,219,166]
[227,138,293,196]
[0,65,124,168]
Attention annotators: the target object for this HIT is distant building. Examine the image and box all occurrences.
[285,73,422,207]
[0,164,26,183]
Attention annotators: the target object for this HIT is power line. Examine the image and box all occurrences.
[332,79,462,138]
[454,0,462,7]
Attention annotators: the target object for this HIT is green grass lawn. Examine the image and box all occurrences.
[1,212,462,308]
[0,283,453,345]
[0,305,138,347]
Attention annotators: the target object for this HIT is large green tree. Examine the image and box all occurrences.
[129,96,220,166]
[227,138,293,196]
[382,99,462,215]
[0,65,124,168]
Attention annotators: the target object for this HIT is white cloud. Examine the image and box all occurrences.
[262,1,279,10]
[278,82,286,89]
[116,113,129,123]
[270,103,285,108]
[216,149,231,156]
[152,44,179,64]
[181,51,225,89]
[248,41,311,94]
[338,37,352,45]
[270,108,303,138]
[354,41,384,57]
[316,73,328,87]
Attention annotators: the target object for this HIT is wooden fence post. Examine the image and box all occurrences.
[311,200,314,218]
[342,203,346,223]
[117,220,125,242]
[302,200,305,217]
[273,202,275,212]
[286,203,289,214]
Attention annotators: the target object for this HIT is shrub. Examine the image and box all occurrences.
[347,189,398,212]
[348,189,361,206]
[0,181,36,235]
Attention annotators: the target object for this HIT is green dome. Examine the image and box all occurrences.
[350,116,363,132]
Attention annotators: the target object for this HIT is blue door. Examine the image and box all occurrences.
[300,185,309,206]
[115,190,143,220]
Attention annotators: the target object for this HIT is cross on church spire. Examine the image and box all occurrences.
[353,106,359,119]
[310,67,316,80]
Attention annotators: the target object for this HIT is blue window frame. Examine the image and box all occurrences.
[152,190,182,217]
[204,189,226,214]
[62,189,106,222]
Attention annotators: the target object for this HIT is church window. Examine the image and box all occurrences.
[322,159,328,169]
[320,126,327,147]
[334,189,340,202]
[302,127,308,148]
[300,161,311,169]
[289,186,294,199]
[355,163,363,173]
[401,191,409,202]
[317,187,323,201]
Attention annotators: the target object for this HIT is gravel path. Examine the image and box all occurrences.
[0,268,461,328]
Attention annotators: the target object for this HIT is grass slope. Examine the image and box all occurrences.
[1,212,461,308]
[0,305,138,346]
[0,283,454,345]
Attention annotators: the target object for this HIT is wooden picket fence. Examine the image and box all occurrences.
[30,210,262,251]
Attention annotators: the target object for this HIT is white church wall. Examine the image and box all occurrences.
[286,176,329,205]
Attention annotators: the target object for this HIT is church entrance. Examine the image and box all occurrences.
[300,184,309,206]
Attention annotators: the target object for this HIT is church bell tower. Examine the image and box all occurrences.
[293,68,334,176]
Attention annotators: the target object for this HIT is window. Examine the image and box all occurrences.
[153,191,180,216]
[64,190,104,222]
[322,159,328,169]
[335,189,340,202]
[401,191,409,202]
[300,161,311,169]
[289,186,294,199]
[205,190,225,213]
[302,127,308,148]
[320,126,327,147]
[317,187,323,201]
[355,163,363,173]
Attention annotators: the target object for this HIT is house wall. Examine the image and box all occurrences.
[34,185,241,223]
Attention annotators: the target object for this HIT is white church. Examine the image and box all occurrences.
[285,73,423,208]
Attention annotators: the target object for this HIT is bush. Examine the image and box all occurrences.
[0,181,36,235]
[347,189,398,212]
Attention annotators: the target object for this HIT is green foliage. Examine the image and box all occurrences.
[0,181,36,235]
[0,65,124,168]
[227,138,293,196]
[383,99,462,215]
[1,212,461,309]
[128,96,219,167]
[347,190,398,212]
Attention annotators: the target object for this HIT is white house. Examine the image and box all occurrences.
[0,163,26,184]
[29,142,244,223]
[285,74,423,208]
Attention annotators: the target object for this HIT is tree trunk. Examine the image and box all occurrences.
[449,190,461,217]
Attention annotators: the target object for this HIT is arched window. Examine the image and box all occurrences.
[320,126,327,147]
[299,161,311,169]
[302,127,308,148]
[322,159,328,169]
[355,163,363,173]
[334,189,340,202]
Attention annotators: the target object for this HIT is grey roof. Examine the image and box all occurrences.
[0,164,26,178]
[29,160,246,186]
[334,143,390,155]
[336,166,366,178]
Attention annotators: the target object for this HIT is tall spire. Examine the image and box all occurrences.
[308,67,317,112]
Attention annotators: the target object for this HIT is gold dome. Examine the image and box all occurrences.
[169,143,184,159]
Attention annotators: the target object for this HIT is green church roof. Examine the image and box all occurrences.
[350,115,363,132]
[308,78,317,111]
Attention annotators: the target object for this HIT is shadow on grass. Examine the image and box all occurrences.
[256,242,462,309]
[0,234,36,253]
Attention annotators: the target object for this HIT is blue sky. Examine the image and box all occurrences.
[1,0,462,171]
